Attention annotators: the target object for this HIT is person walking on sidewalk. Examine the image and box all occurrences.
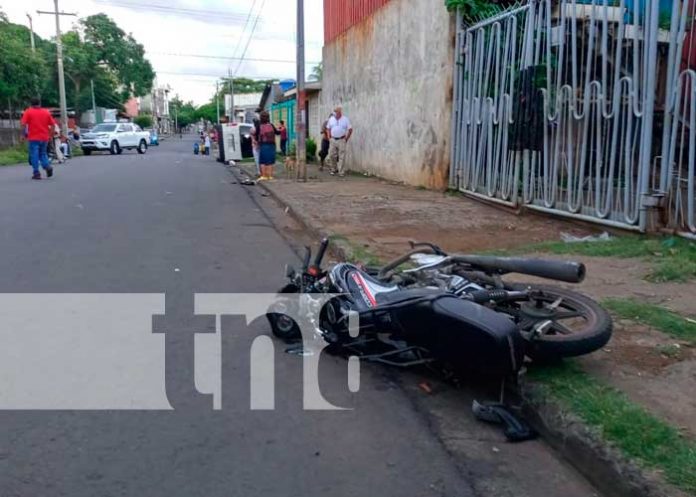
[318,113,332,171]
[278,120,288,155]
[327,106,352,177]
[256,111,279,180]
[20,97,56,180]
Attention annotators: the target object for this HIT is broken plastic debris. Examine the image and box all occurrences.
[418,382,432,394]
[561,232,611,243]
[285,345,314,357]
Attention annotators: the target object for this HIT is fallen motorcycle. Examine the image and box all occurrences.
[267,239,612,378]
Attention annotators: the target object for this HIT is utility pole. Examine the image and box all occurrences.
[90,79,97,124]
[228,70,235,123]
[37,2,76,134]
[296,0,307,181]
[216,80,220,125]
[26,13,36,52]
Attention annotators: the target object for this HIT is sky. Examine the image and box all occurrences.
[1,0,324,105]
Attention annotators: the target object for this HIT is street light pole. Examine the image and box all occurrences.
[216,80,220,125]
[37,2,76,134]
[26,13,36,52]
[296,0,307,181]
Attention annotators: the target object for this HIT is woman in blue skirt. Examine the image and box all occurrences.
[255,111,279,180]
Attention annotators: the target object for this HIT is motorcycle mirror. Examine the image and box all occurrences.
[302,246,312,271]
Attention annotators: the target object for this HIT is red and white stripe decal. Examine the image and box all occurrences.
[351,272,377,307]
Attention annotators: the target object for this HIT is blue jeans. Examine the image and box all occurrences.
[29,141,51,174]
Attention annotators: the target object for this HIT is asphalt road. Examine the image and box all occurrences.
[0,139,475,496]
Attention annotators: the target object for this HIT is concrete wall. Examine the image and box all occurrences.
[307,92,322,143]
[320,0,454,189]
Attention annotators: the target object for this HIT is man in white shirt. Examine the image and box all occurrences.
[325,106,353,177]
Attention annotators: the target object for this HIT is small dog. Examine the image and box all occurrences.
[284,156,296,180]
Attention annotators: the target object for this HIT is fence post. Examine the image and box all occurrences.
[638,0,661,232]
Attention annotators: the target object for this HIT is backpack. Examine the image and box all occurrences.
[259,123,276,144]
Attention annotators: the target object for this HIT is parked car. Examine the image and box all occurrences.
[80,123,150,155]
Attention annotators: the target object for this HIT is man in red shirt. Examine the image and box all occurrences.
[20,97,56,180]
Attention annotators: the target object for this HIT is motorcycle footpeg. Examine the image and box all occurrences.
[472,400,537,443]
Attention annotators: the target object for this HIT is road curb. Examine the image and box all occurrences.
[227,160,678,497]
[228,163,351,262]
[515,381,680,497]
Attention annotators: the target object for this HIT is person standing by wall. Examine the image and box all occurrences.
[318,113,332,171]
[278,120,288,155]
[326,106,353,177]
[20,97,56,180]
[251,118,261,177]
[256,111,280,180]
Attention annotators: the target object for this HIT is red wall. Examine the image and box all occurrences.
[324,0,391,44]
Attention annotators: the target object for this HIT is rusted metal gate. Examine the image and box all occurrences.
[449,0,692,233]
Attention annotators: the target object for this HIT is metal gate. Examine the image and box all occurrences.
[450,0,679,232]
[659,0,696,238]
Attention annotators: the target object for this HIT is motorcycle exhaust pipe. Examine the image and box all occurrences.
[451,255,586,283]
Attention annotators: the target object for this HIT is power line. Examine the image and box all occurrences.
[233,0,268,76]
[149,51,320,65]
[93,0,262,23]
[230,0,257,63]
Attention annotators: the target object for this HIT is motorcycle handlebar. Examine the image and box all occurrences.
[313,238,329,268]
[451,255,586,283]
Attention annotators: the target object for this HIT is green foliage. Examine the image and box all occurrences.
[133,114,153,129]
[0,144,29,166]
[309,63,323,82]
[170,96,197,129]
[193,103,218,124]
[529,362,696,493]
[445,0,504,24]
[81,14,155,98]
[0,19,47,104]
[603,298,696,344]
[525,236,696,283]
[219,78,272,95]
[306,137,317,162]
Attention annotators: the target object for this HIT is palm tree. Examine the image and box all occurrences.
[309,62,323,82]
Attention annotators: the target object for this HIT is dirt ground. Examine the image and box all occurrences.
[237,161,696,442]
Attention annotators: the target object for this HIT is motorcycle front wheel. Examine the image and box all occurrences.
[267,284,302,340]
[507,284,612,361]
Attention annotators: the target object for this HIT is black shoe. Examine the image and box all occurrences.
[46,167,54,178]
[32,173,41,180]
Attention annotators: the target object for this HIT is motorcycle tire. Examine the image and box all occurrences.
[267,284,301,340]
[508,283,612,361]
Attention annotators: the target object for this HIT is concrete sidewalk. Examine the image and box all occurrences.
[236,159,594,259]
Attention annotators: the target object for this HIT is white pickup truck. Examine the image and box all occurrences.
[80,123,150,155]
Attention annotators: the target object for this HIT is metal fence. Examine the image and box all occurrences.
[450,0,696,236]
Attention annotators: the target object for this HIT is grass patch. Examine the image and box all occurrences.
[529,362,696,493]
[525,236,696,283]
[603,298,696,344]
[328,235,382,266]
[0,144,28,166]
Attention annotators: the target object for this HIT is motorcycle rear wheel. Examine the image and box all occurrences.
[507,284,612,361]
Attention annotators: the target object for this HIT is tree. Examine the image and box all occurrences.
[193,103,217,124]
[0,17,48,114]
[220,77,272,94]
[134,114,153,128]
[309,63,322,82]
[170,96,196,129]
[61,30,98,116]
[81,14,155,98]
